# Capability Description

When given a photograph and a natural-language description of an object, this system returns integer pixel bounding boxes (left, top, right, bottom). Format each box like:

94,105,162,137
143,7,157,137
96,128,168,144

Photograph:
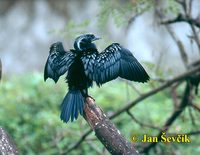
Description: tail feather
60,90,85,123
73,94,79,120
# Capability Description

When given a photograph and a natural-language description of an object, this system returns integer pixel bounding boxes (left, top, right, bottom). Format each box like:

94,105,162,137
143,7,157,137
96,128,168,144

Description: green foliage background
0,73,200,155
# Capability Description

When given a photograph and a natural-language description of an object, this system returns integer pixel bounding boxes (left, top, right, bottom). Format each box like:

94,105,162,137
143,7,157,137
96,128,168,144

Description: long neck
86,43,97,50
74,42,97,51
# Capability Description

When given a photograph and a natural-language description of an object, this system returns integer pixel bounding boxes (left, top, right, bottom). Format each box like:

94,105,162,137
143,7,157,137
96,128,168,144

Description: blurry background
0,0,200,155
1,0,199,74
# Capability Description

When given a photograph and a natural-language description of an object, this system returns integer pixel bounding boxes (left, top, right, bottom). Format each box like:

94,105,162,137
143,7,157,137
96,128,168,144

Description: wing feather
44,42,77,83
82,43,149,85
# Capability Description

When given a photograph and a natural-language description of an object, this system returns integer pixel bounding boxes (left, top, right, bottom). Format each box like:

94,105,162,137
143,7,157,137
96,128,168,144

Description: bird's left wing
44,42,77,83
83,43,149,85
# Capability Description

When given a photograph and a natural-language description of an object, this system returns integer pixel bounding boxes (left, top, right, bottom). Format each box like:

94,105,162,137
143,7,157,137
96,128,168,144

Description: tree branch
0,62,18,155
190,103,200,112
165,25,188,67
161,14,200,28
0,127,19,155
169,130,200,136
190,24,200,53
83,97,139,155
188,106,196,126
189,59,200,68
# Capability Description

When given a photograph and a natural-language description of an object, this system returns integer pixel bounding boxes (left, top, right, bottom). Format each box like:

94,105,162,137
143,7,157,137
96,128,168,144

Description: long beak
92,37,101,42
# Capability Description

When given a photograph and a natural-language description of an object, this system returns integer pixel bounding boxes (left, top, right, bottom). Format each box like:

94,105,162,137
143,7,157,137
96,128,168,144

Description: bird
44,34,150,123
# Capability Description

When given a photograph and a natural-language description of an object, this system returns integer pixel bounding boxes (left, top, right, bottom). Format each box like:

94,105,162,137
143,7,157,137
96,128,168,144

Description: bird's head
74,34,101,52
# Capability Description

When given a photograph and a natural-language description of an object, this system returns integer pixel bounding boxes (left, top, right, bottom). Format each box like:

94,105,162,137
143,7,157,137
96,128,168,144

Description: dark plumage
44,34,150,123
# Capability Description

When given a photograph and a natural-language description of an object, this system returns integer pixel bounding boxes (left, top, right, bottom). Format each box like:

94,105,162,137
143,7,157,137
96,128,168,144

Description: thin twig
126,12,144,33
190,103,200,112
169,130,200,136
190,25,200,53
182,0,200,54
188,0,193,16
189,59,200,68
171,85,179,109
188,106,196,126
127,110,161,130
150,77,168,83
165,25,188,67
86,141,103,155
61,129,92,154
126,80,142,95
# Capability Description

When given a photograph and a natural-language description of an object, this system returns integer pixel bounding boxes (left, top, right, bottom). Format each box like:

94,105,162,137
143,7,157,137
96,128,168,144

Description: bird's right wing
44,42,77,83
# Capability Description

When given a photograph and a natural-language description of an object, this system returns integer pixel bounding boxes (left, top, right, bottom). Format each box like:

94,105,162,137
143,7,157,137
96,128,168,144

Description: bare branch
127,110,161,131
188,106,196,126
165,25,188,67
171,85,179,109
83,98,139,155
86,141,103,155
161,14,200,29
170,130,200,136
178,0,187,13
0,127,19,155
178,0,200,53
62,129,92,154
190,25,200,53
188,0,193,16
150,77,168,83
126,12,144,33
189,59,200,68
120,79,142,95
190,103,200,112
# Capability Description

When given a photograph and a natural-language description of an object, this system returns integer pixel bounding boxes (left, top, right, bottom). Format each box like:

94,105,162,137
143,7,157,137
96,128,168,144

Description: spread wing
44,42,77,83
83,43,149,85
